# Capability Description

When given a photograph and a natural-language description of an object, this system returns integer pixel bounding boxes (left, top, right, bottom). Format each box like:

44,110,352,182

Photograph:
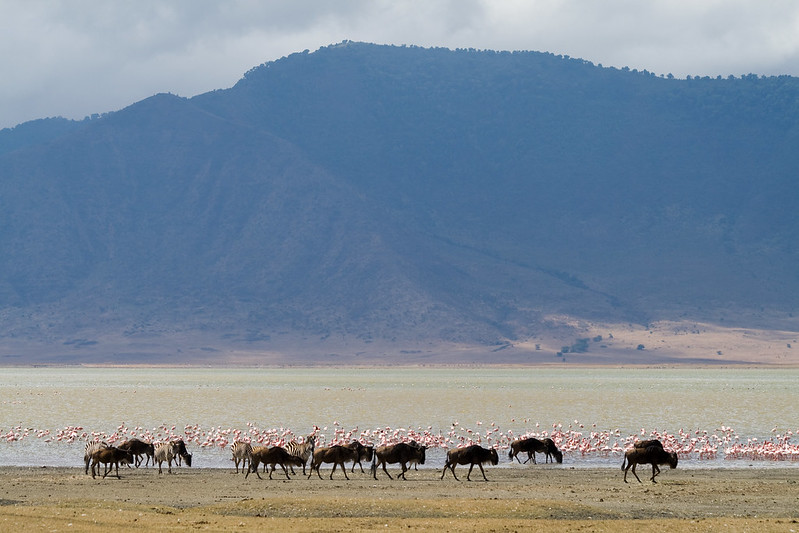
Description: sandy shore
2,464,798,531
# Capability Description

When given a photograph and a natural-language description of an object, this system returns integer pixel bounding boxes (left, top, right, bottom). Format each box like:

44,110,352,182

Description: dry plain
1,464,799,532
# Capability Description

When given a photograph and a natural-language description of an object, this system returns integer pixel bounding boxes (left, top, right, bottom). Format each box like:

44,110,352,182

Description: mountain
1,42,797,365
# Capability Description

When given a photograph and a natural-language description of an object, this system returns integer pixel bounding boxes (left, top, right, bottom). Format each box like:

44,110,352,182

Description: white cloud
2,0,799,129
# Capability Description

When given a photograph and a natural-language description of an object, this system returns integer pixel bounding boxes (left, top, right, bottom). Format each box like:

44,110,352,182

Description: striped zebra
285,435,316,476
84,440,109,475
153,440,191,474
230,440,253,473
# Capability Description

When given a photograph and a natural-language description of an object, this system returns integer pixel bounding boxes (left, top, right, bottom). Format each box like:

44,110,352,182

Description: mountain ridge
1,42,797,364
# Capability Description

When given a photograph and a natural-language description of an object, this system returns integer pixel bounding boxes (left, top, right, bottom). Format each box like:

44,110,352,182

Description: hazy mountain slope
1,42,797,363
0,117,87,157
194,43,799,321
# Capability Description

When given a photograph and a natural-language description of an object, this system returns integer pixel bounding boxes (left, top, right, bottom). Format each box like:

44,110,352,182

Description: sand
2,464,798,531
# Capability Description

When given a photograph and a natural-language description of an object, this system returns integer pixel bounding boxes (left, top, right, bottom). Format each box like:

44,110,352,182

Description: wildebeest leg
441,462,459,481
630,463,642,483
398,462,409,480
623,462,632,483
333,461,349,480
466,464,475,481
478,463,488,481
279,463,290,480
651,464,659,483
245,461,261,480
311,461,323,480
378,461,393,480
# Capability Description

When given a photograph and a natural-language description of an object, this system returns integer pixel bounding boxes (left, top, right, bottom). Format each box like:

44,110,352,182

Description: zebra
153,440,191,474
230,440,253,473
84,440,109,475
284,435,316,476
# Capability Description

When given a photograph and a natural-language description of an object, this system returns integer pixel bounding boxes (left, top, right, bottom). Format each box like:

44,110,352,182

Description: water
2,366,798,469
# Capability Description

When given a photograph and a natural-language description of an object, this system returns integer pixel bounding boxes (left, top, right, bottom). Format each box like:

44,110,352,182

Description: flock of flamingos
4,419,799,464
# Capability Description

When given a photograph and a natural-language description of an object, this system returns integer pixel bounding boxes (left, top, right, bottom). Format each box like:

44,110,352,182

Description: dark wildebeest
508,437,563,464
246,446,305,480
118,438,155,468
90,446,134,479
172,439,192,467
622,444,678,483
345,441,374,473
308,445,359,480
441,445,499,481
408,440,424,471
371,442,427,480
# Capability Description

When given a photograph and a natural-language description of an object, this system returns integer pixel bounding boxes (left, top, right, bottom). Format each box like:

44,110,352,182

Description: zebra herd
84,438,192,479
232,435,317,476
83,435,315,480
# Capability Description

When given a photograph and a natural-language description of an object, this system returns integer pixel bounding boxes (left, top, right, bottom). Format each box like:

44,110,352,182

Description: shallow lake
2,366,798,469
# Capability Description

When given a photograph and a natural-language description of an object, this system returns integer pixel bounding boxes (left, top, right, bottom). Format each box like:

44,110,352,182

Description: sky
2,0,799,129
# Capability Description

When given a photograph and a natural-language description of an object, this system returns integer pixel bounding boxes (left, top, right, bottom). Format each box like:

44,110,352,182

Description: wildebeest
230,440,253,473
117,438,155,468
90,446,134,479
508,437,563,464
246,446,305,480
441,445,499,481
634,439,663,449
308,445,359,480
84,441,109,475
622,444,678,483
172,439,192,467
344,441,374,473
153,440,192,474
408,440,424,471
371,442,427,480
285,435,316,476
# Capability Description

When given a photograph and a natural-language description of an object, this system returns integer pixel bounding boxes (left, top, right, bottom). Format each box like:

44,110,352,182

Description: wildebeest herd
83,434,678,483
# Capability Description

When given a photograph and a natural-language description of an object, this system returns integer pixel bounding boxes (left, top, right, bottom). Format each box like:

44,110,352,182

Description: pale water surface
2,367,798,469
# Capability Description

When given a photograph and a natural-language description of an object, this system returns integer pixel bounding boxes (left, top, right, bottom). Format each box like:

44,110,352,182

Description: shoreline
1,466,798,531
4,361,799,368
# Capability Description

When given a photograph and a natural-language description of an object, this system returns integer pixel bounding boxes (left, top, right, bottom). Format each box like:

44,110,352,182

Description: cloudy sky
2,0,799,129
